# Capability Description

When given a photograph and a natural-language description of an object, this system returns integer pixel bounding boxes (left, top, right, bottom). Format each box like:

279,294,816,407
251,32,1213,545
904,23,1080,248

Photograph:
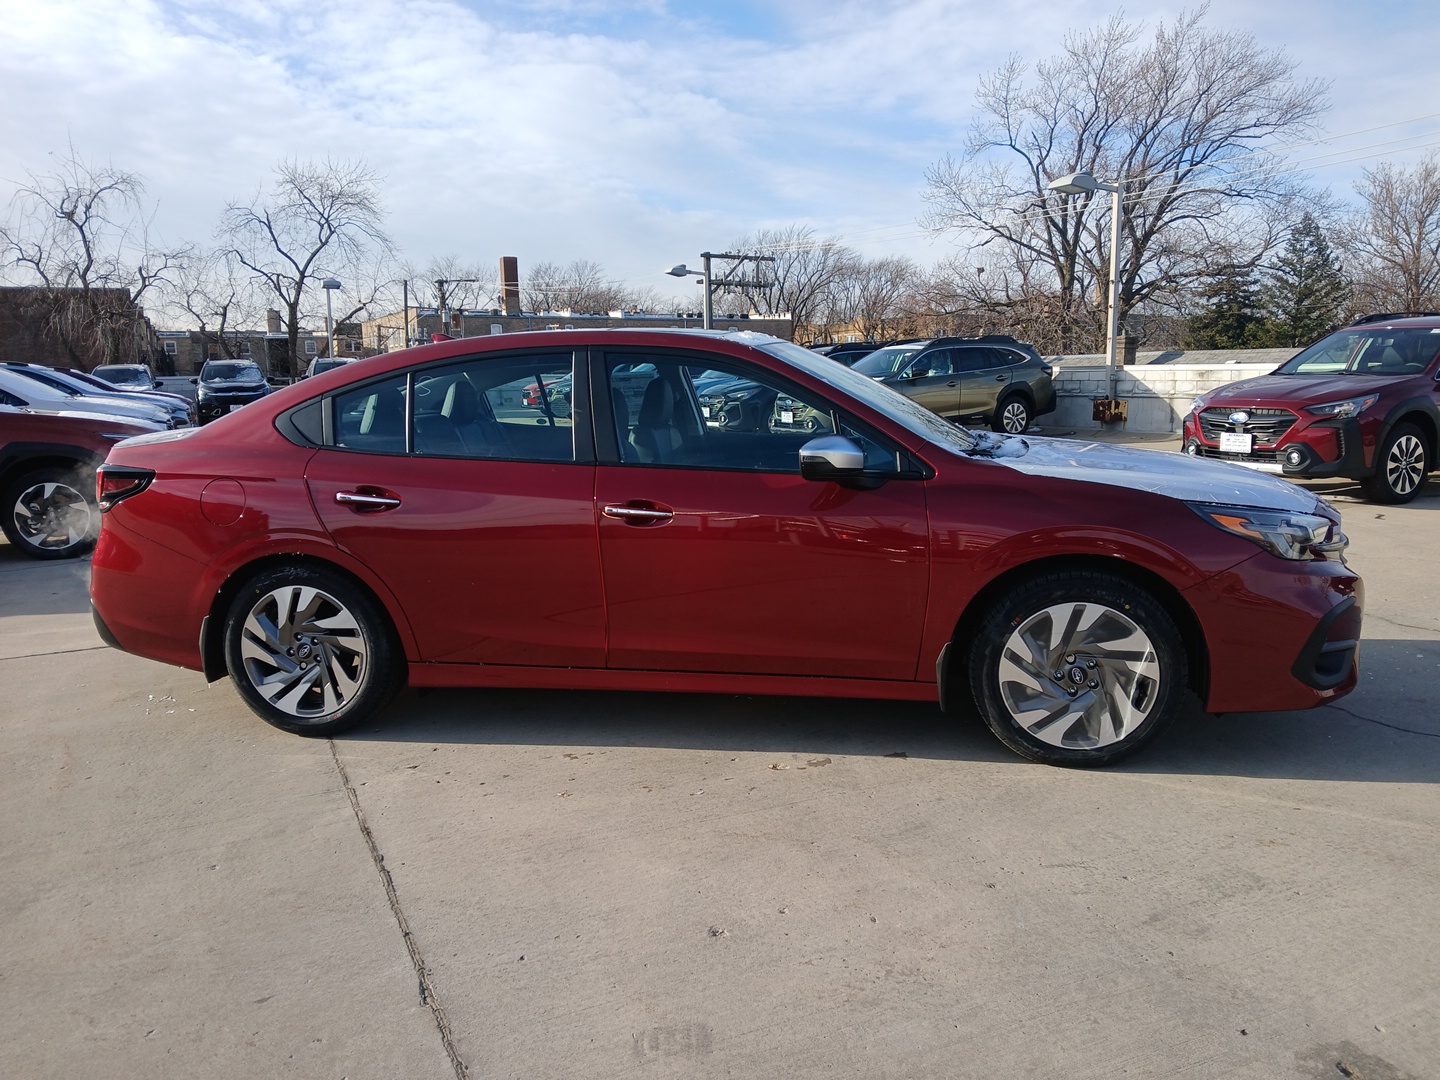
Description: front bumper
1187,553,1362,714
1183,412,1369,480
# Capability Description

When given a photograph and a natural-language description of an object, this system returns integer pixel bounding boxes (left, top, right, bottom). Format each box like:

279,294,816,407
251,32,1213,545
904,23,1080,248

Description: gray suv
850,336,1056,433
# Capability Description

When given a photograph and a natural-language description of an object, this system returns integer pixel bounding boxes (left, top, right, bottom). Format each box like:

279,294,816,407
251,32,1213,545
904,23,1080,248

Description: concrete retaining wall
1048,362,1277,434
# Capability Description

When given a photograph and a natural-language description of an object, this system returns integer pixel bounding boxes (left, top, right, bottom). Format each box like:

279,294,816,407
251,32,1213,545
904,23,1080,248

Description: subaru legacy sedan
90,330,1361,766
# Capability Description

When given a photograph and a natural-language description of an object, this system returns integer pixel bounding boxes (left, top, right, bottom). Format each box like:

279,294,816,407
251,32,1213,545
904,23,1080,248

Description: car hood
20,405,164,431
1202,372,1415,406
971,432,1323,513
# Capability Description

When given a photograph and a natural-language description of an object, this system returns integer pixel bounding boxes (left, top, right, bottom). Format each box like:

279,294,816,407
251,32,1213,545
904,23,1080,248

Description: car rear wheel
992,395,1032,434
1361,423,1429,504
223,564,404,736
1,467,100,560
968,571,1187,766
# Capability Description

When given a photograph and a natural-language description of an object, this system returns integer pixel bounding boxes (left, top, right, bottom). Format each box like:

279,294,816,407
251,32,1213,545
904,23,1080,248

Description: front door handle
602,502,674,525
336,489,402,512
947,380,958,387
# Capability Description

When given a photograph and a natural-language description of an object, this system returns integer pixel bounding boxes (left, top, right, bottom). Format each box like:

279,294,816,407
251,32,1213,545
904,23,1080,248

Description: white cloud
2,0,1438,319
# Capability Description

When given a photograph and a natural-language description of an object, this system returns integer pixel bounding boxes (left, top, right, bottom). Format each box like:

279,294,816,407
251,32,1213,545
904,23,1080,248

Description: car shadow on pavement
341,637,1438,784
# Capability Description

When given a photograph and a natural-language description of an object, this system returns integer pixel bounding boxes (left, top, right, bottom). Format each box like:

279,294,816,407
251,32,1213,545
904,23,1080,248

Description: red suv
90,330,1361,766
1183,314,1440,503
1,407,160,559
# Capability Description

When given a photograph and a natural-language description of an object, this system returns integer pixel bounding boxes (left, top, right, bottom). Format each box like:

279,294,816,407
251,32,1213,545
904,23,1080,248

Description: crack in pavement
0,645,110,661
1322,702,1440,739
329,741,470,1080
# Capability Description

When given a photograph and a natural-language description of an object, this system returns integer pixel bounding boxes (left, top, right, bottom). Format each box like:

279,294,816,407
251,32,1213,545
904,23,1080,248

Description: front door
594,351,930,681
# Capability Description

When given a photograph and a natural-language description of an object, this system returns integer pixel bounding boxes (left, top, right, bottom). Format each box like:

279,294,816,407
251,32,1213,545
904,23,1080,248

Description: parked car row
87,328,1361,768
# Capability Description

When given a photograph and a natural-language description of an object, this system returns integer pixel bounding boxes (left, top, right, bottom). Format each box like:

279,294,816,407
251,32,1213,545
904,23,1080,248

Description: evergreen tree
1257,213,1349,347
1184,264,1265,349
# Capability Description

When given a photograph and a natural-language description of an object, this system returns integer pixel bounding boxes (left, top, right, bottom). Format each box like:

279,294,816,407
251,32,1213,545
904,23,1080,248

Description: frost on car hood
970,432,1323,513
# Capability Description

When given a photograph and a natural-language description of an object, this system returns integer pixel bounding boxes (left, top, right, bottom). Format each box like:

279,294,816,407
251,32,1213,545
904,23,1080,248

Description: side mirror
800,435,867,484
190,378,199,385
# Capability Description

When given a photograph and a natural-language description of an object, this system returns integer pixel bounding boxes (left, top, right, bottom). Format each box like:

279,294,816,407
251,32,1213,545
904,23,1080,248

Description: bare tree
222,159,391,377
922,7,1326,350
155,248,270,365
722,225,854,333
522,259,631,313
1342,153,1440,313
0,148,185,367
827,256,921,342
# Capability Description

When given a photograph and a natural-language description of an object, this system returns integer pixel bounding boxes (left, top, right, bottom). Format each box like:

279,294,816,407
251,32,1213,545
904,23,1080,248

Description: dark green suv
850,336,1056,433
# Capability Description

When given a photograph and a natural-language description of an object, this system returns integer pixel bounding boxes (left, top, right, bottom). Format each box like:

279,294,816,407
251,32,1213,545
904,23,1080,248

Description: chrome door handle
336,491,401,510
602,504,673,523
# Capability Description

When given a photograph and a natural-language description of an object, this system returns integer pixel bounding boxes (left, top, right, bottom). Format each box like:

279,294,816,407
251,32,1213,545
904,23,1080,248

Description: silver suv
851,336,1056,433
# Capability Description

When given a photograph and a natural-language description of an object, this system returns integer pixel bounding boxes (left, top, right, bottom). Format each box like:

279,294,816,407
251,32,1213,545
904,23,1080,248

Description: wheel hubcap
238,585,367,718
1386,435,1425,495
11,481,93,551
1002,403,1028,433
997,602,1161,749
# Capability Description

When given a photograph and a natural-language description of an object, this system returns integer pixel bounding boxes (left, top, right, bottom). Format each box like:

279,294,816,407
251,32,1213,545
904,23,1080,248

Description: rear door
305,349,607,668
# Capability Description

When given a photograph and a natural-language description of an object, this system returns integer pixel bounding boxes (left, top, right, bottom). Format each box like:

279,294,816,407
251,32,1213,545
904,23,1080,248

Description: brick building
0,286,159,370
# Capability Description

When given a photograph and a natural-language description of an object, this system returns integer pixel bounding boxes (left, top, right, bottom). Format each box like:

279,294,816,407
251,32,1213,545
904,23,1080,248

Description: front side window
605,354,902,473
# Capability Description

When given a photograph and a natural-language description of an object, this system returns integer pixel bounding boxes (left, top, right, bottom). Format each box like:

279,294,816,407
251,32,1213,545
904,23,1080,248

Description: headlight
1188,396,1207,416
1188,502,1347,561
1304,394,1378,419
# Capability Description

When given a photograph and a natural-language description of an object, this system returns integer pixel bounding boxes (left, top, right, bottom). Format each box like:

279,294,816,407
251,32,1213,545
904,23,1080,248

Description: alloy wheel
237,585,369,718
10,479,95,555
995,601,1162,750
1385,433,1426,497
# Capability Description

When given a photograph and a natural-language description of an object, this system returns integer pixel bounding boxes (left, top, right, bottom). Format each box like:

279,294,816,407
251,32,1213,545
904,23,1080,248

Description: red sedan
90,330,1361,766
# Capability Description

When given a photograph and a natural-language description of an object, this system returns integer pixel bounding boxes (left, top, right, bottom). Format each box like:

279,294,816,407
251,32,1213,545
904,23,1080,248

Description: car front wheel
0,467,100,560
223,564,404,736
969,571,1187,766
1361,423,1429,504
992,395,1032,434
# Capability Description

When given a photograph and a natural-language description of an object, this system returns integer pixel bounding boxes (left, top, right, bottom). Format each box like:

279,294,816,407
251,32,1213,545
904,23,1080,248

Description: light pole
322,278,341,362
1047,171,1123,404
435,278,479,338
667,252,776,330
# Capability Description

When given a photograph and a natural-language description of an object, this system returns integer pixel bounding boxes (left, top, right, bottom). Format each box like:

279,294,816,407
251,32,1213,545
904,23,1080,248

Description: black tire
991,395,1033,434
968,570,1187,767
223,563,404,736
1361,423,1429,504
0,466,100,560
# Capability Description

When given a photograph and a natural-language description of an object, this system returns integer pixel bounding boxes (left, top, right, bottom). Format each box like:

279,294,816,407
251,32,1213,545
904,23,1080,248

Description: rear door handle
602,502,674,525
994,374,1009,382
336,489,402,512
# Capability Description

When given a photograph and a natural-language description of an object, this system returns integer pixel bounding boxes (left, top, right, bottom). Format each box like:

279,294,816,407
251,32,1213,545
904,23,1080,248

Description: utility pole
435,278,479,339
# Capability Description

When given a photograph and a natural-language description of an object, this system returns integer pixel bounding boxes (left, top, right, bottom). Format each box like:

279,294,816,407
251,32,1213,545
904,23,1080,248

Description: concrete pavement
1,462,1436,1080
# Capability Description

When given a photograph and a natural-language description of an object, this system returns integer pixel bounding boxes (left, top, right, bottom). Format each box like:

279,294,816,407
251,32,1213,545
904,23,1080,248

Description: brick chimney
500,257,521,316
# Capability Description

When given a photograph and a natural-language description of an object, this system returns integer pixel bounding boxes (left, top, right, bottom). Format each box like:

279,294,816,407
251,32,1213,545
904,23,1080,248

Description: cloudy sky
4,0,1439,318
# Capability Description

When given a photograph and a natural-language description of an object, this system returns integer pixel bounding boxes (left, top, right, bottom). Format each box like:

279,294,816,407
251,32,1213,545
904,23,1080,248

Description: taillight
97,465,154,511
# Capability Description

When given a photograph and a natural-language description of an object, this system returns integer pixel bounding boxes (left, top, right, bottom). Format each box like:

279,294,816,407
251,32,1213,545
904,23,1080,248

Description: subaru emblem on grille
1229,410,1250,425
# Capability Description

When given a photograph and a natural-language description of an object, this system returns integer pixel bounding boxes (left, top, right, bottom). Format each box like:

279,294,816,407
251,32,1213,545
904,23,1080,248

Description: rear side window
334,374,408,454
326,352,577,463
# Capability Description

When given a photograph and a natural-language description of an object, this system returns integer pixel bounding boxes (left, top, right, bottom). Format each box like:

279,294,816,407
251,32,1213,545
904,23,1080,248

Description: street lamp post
435,278,479,339
666,253,776,330
322,278,342,363
1047,171,1123,405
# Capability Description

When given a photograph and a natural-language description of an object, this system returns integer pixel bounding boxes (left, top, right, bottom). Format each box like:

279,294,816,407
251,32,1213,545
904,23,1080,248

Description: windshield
1275,327,1440,376
851,346,923,377
758,339,977,453
203,361,263,381
95,366,148,385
